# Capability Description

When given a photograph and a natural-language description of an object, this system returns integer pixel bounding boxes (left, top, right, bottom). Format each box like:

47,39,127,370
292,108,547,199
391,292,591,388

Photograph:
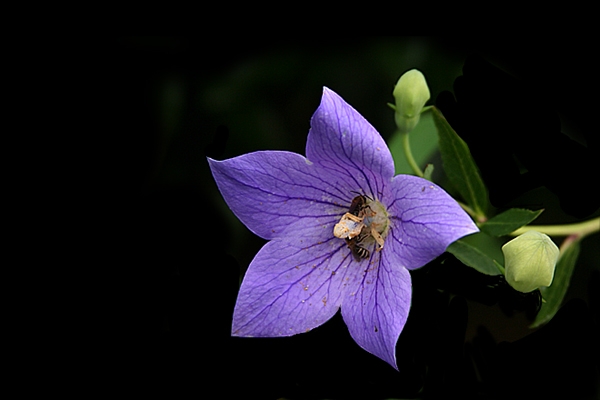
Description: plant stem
401,132,424,178
510,217,599,239
455,200,488,224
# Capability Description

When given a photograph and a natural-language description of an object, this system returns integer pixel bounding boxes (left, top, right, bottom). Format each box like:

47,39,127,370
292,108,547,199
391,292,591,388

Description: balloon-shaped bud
502,231,559,293
393,69,430,134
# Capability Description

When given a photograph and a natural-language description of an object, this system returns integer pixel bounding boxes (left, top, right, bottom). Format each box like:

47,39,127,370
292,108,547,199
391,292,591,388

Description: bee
348,194,368,216
333,194,373,240
349,193,377,217
334,193,383,260
346,236,370,261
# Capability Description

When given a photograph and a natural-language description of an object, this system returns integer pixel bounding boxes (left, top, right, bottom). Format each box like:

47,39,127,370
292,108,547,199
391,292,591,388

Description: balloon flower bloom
208,87,478,369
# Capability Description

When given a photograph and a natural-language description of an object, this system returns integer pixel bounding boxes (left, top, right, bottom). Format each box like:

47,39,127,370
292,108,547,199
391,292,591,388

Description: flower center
333,195,389,261
362,199,389,240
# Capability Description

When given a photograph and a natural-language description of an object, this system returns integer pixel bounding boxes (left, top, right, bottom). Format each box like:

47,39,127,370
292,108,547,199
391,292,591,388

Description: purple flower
208,87,478,369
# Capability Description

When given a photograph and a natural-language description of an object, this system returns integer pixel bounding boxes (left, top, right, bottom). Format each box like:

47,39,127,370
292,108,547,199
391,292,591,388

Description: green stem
510,217,599,239
400,132,424,178
456,200,478,219
454,200,489,224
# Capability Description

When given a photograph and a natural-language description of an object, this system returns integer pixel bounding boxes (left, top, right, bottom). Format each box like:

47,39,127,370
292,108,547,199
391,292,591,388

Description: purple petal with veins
208,151,347,241
386,174,479,270
232,237,361,337
341,248,412,368
306,88,395,199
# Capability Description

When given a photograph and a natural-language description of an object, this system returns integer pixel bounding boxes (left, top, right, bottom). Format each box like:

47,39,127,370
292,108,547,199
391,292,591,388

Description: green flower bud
502,231,559,293
393,69,430,134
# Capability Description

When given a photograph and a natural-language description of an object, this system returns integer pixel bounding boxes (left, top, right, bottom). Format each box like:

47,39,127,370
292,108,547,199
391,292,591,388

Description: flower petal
386,175,479,270
208,151,357,240
232,237,363,337
341,250,411,370
306,87,395,200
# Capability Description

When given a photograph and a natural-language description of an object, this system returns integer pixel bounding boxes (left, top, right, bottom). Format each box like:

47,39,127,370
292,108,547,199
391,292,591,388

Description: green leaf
531,239,581,328
480,208,544,237
432,107,489,220
447,236,504,276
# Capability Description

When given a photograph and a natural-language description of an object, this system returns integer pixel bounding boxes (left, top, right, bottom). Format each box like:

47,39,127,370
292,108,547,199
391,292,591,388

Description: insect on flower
348,193,369,215
333,194,385,253
333,194,371,240
346,235,370,261
335,194,377,261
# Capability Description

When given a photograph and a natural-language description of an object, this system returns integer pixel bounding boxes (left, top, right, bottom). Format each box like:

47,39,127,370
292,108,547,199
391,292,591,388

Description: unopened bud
393,69,430,134
502,231,559,293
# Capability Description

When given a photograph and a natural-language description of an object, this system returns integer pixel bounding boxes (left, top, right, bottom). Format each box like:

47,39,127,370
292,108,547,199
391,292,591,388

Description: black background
82,37,599,399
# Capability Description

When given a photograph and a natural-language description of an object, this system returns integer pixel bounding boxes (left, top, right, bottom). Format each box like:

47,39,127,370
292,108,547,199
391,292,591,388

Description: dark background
88,37,598,399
